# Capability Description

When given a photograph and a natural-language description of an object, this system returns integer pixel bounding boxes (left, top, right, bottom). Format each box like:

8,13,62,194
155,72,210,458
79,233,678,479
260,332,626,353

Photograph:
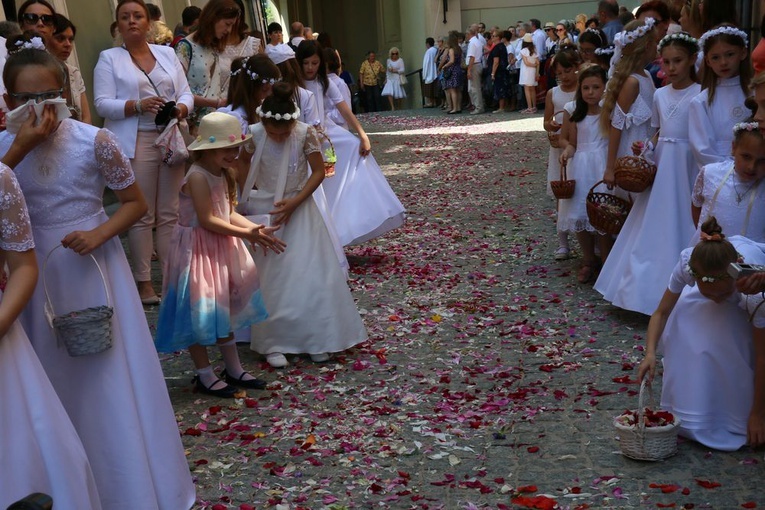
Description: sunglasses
21,12,55,26
391,52,399,55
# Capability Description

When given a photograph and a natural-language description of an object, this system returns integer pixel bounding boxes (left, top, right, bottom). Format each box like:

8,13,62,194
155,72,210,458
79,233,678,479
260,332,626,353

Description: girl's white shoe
310,353,330,363
266,353,288,368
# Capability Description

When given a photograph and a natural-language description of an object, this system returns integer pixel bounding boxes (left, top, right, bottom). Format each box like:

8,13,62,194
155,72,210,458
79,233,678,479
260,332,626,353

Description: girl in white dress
689,25,751,169
0,40,195,510
324,47,352,130
518,34,539,113
0,165,100,509
297,40,406,246
557,65,609,283
381,46,406,110
543,49,580,260
691,123,765,242
638,218,765,451
595,33,702,314
239,83,368,368
596,18,657,267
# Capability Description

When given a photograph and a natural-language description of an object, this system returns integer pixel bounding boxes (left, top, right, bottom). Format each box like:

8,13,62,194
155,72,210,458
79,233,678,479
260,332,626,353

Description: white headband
733,122,759,136
657,32,699,53
14,36,45,52
231,57,280,84
256,104,301,121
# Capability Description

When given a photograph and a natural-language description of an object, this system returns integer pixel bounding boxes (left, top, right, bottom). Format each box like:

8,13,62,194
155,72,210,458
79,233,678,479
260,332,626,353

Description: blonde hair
388,46,400,58
600,19,656,134
752,71,765,89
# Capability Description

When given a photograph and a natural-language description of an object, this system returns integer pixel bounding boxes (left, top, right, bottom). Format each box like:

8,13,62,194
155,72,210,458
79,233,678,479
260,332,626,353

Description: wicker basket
319,131,337,178
614,380,680,461
550,162,575,199
614,155,657,193
43,245,114,357
586,181,632,235
546,110,565,148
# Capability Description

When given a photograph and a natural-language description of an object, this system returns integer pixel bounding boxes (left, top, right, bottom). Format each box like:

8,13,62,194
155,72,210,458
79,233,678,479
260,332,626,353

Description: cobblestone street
146,109,765,509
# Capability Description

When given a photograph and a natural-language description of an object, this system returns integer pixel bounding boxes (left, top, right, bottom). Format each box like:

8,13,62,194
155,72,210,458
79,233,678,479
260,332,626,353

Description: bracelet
134,99,142,115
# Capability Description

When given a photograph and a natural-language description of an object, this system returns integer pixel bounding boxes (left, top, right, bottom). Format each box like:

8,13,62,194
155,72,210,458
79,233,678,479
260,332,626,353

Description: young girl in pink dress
156,112,284,397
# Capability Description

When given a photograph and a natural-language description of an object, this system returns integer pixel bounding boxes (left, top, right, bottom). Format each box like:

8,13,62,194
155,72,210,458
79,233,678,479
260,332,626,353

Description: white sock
195,365,226,390
218,339,255,381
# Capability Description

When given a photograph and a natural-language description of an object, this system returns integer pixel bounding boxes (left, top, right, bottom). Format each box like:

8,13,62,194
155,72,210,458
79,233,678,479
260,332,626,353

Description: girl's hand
603,166,616,188
271,197,300,226
249,224,286,254
549,119,561,132
637,353,656,383
748,409,765,446
61,229,106,255
359,134,371,157
14,104,58,154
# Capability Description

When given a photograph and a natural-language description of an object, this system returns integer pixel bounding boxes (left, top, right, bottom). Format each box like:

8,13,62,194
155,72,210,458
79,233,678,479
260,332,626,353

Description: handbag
442,67,453,79
153,118,190,166
400,73,408,85
238,123,294,237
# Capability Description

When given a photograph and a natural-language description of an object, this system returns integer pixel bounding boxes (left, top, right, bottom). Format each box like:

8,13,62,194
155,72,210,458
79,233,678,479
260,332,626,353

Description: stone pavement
142,108,764,509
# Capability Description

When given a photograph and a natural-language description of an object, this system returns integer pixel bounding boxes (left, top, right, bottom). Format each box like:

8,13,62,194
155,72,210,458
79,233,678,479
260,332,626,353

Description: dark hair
323,47,341,74
115,0,150,21
227,54,281,124
570,64,607,122
275,58,304,105
3,33,66,93
587,17,599,28
635,1,671,23
689,217,738,276
521,40,536,55
194,0,240,50
267,22,282,34
260,82,298,125
700,24,750,104
530,18,541,30
578,28,606,48
552,47,582,71
701,2,738,32
53,13,75,37
295,40,328,94
230,0,248,41
659,32,699,83
317,32,333,49
17,0,55,23
182,5,201,27
598,0,619,17
0,21,22,40
146,3,161,20
501,30,512,41
426,37,435,47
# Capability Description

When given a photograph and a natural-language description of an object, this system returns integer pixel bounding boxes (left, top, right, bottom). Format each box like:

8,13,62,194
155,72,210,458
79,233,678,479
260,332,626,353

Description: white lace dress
689,76,750,168
692,161,765,243
659,236,765,451
0,120,195,510
305,78,406,245
242,122,368,356
0,165,101,510
546,86,576,196
594,83,701,314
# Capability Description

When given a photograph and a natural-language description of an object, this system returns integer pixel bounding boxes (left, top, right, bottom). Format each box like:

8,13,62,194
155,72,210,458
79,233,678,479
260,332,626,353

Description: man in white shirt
421,37,438,107
466,24,485,115
530,19,547,62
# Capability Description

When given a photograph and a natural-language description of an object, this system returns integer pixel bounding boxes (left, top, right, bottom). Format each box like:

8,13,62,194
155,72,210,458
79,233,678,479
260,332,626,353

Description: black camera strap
123,45,163,97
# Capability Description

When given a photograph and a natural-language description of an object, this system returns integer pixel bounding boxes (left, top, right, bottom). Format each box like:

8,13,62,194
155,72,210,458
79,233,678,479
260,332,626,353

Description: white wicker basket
43,245,114,357
613,380,680,461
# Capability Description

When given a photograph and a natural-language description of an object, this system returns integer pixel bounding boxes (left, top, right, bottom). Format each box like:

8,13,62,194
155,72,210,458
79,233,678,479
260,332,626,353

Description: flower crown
230,56,280,84
594,46,615,56
733,122,759,135
614,17,655,50
685,263,730,283
13,37,45,52
583,27,605,45
255,104,301,121
657,32,699,53
698,25,748,50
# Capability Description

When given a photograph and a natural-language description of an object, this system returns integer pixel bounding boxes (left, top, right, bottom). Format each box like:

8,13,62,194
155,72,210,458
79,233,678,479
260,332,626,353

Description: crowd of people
0,0,405,507
2,0,765,507
539,0,765,454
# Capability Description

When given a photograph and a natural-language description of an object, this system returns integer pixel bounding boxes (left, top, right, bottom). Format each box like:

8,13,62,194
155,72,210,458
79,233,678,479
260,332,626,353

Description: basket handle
552,109,566,126
42,245,112,327
636,379,656,435
588,180,608,194
560,162,568,181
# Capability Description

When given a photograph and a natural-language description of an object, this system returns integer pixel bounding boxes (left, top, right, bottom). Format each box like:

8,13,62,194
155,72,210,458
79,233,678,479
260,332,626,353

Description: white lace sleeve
667,248,695,293
95,129,136,190
0,164,34,252
692,167,706,208
304,126,322,156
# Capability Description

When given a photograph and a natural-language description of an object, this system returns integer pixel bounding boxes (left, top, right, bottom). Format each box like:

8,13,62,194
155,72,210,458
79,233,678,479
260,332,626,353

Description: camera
6,493,52,510
155,101,177,128
727,262,765,279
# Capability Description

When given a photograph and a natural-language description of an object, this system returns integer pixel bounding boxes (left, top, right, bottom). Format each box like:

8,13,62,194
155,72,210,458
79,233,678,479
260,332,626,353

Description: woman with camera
94,0,193,304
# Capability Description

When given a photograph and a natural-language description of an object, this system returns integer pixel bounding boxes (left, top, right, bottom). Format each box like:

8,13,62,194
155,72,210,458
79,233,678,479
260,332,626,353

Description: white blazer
94,44,193,158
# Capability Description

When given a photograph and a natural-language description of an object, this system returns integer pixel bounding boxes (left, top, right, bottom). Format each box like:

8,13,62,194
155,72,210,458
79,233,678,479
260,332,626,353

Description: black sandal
220,369,267,390
192,375,238,398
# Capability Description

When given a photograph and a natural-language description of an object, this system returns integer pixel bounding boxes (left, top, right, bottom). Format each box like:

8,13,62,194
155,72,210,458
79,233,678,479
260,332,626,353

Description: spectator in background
422,37,438,107
544,22,558,56
466,24,485,114
288,21,304,50
440,30,465,114
17,0,56,45
303,26,314,40
172,5,201,46
382,46,406,111
587,17,600,29
619,8,635,26
147,3,173,45
359,50,384,112
556,21,574,46
598,0,623,43
49,14,92,124
699,0,738,32
530,18,547,63
267,21,283,47
0,20,21,39
575,13,588,36
489,30,511,113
